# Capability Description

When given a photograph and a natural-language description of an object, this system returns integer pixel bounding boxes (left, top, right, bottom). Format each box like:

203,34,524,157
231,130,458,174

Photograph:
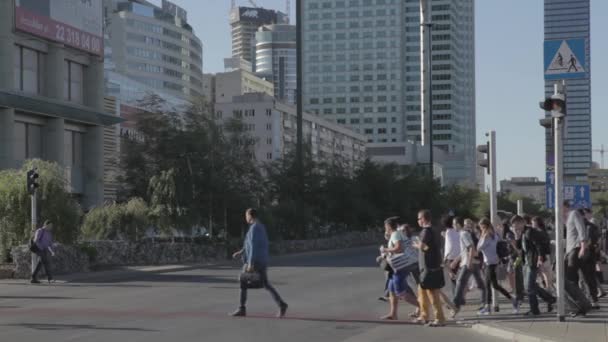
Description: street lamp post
420,0,434,178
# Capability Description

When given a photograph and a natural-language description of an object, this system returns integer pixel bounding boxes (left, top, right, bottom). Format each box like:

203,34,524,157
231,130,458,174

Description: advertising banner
15,0,103,56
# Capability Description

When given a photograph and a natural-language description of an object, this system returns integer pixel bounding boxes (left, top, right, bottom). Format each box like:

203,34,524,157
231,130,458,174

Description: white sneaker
512,299,520,314
477,307,490,316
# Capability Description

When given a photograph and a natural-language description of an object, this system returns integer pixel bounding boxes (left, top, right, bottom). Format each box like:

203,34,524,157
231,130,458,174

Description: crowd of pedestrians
27,205,605,325
374,204,606,326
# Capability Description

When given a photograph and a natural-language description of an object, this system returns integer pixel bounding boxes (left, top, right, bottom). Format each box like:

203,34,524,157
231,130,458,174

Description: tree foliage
81,198,150,241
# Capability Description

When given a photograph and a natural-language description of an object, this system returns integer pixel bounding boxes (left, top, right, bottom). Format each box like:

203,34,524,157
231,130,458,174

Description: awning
0,90,123,126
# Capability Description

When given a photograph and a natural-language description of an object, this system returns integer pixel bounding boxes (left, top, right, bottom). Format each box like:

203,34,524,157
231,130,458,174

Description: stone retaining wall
10,230,381,279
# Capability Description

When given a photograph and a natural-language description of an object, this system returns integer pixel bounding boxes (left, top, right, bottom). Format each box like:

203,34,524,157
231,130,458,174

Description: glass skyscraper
301,0,476,185
544,0,591,180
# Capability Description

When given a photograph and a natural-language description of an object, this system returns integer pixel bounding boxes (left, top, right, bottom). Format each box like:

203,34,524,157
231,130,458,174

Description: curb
472,323,562,342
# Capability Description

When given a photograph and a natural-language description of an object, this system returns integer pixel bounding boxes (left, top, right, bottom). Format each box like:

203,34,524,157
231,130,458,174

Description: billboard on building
231,7,287,25
14,0,103,56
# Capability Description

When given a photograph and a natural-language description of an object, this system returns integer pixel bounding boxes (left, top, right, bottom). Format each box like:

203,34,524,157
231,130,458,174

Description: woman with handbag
477,218,517,315
380,217,419,320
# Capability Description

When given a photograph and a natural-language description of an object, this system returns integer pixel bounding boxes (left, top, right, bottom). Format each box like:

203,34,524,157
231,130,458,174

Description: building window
14,122,43,163
64,130,83,167
14,45,44,94
64,60,84,104
267,153,272,160
266,109,272,116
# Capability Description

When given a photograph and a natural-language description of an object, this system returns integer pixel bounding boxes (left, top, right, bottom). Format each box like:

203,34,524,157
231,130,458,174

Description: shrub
81,198,150,241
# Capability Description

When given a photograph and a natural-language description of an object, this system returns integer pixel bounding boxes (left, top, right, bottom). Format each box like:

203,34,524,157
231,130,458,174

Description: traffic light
477,140,491,175
26,169,39,195
539,93,566,118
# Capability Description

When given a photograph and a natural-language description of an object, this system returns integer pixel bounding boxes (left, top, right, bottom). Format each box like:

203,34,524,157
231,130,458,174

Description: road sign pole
517,200,524,216
553,82,566,322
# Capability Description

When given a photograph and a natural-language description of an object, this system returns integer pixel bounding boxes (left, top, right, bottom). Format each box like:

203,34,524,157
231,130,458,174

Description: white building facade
301,0,476,185
215,93,366,169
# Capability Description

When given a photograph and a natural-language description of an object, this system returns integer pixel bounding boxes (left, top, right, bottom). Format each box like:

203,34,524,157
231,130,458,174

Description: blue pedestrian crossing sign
544,39,586,80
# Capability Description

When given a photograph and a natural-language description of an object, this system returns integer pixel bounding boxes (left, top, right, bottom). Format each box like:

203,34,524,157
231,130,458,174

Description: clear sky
152,0,607,183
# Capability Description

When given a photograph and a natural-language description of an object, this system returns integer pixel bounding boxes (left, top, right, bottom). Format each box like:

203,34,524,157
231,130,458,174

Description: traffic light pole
488,130,498,312
489,131,497,228
31,191,37,231
553,82,566,322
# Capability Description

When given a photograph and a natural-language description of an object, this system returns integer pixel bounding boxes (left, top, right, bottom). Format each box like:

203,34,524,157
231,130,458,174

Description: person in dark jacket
230,208,288,318
511,216,556,315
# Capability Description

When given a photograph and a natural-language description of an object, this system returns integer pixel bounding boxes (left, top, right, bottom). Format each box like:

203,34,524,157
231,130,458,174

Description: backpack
536,229,552,257
469,231,483,260
587,222,601,245
496,239,510,259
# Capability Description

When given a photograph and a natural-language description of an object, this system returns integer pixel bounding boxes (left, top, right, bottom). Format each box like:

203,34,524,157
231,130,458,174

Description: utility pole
296,0,303,175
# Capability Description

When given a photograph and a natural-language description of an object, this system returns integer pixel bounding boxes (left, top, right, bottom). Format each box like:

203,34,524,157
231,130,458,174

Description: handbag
239,271,264,289
29,229,44,254
29,238,40,254
420,267,445,290
387,253,409,272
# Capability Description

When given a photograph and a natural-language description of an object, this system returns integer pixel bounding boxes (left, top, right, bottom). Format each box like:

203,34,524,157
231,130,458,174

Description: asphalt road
0,247,493,342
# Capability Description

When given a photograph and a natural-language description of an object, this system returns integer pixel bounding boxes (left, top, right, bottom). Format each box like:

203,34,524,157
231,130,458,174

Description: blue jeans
524,265,556,313
453,263,486,308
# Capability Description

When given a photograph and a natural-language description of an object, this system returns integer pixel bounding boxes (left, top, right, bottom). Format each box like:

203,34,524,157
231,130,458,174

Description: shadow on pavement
270,247,379,268
3,323,159,332
0,295,86,300
73,271,240,286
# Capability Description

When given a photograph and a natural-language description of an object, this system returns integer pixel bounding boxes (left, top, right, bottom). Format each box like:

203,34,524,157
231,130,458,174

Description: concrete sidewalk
457,286,608,342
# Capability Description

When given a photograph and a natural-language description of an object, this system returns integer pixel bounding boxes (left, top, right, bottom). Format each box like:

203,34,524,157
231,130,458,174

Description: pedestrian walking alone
230,208,288,318
30,220,55,284
414,209,446,327
477,218,517,315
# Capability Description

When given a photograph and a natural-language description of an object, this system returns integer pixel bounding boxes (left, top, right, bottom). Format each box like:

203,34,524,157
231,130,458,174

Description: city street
0,247,490,342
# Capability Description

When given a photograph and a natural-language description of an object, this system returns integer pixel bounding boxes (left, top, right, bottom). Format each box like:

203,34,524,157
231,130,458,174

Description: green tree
81,198,150,240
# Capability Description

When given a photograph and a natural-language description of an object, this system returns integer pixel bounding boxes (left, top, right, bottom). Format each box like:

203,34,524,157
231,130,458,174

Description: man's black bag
239,271,264,289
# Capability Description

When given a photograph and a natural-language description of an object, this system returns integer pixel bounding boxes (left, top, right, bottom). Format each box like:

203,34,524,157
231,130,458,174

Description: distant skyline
153,0,608,183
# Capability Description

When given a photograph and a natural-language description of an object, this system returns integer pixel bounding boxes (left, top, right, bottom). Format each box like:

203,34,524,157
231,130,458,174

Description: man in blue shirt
230,208,288,318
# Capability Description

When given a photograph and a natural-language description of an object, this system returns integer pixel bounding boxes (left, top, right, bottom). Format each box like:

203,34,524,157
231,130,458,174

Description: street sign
546,171,590,209
564,184,591,209
546,171,555,209
544,39,586,80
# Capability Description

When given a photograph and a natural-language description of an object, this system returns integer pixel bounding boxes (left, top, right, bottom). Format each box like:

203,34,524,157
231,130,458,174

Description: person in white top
379,217,419,320
443,216,461,294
